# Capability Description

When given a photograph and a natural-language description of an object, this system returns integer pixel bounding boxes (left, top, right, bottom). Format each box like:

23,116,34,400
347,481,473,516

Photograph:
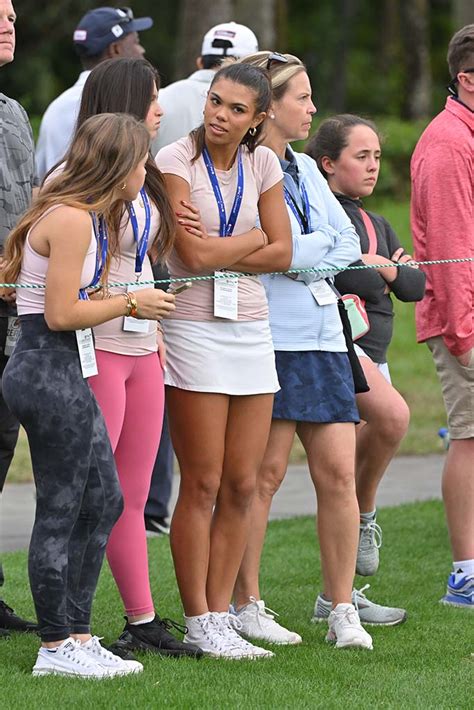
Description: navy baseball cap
73,6,153,57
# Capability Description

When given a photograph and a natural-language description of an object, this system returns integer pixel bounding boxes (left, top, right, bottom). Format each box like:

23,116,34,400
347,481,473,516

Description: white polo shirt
151,69,215,154
35,70,91,182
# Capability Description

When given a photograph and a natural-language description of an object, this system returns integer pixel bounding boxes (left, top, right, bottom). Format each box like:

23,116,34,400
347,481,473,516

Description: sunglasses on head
266,52,289,72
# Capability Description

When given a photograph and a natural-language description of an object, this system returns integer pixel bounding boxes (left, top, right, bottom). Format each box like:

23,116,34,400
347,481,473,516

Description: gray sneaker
356,519,382,576
312,585,407,626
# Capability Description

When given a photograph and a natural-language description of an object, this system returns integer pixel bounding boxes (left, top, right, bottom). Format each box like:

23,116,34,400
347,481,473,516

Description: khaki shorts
427,336,474,440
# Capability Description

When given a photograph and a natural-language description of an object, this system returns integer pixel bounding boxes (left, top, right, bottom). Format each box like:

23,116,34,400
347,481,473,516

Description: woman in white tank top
1,114,175,678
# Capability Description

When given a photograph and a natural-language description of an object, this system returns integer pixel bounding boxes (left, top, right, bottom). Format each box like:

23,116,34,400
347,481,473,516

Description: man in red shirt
411,24,474,609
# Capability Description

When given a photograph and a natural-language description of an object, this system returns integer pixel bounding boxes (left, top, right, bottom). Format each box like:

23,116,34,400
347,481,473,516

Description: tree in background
400,0,432,119
453,0,474,28
174,0,232,78
1,0,469,121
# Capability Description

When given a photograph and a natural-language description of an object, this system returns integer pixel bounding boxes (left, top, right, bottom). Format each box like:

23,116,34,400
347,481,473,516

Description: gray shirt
0,93,35,315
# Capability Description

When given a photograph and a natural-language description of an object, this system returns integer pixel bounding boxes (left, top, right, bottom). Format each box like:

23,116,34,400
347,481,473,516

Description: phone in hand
169,281,193,295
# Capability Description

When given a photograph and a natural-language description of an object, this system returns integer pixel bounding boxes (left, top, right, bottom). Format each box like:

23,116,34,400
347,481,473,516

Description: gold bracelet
127,291,139,318
119,292,132,316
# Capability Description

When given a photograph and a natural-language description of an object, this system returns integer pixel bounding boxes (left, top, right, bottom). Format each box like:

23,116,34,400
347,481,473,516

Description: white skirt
163,319,280,395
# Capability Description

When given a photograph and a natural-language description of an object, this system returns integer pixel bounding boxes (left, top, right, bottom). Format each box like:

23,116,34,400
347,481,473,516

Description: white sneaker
234,597,302,645
326,603,373,650
184,612,247,659
32,638,110,678
81,636,143,676
216,612,274,658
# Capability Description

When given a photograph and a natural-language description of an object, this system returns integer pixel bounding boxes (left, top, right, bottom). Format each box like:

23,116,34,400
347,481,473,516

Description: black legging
2,314,123,642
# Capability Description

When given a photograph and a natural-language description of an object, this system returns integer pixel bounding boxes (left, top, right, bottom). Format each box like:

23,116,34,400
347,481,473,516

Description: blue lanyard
284,182,312,234
128,188,152,279
79,213,108,300
202,145,244,237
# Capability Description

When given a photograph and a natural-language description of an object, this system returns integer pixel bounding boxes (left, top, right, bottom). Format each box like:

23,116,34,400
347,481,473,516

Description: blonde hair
239,51,306,101
4,113,150,283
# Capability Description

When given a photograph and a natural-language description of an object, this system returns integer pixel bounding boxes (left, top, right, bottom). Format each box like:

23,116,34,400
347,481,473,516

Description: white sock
129,613,155,626
453,559,474,577
360,510,376,524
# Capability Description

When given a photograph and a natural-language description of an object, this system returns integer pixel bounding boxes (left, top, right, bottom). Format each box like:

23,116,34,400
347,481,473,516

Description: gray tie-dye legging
2,314,123,642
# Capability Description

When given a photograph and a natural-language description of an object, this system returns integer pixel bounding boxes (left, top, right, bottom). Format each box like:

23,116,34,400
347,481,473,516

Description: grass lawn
0,500,471,708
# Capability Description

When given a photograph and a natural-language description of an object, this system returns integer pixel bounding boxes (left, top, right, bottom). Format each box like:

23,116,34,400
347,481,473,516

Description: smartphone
169,281,193,295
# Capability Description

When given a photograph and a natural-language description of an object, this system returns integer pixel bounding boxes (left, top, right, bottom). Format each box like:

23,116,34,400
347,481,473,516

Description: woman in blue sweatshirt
230,52,373,651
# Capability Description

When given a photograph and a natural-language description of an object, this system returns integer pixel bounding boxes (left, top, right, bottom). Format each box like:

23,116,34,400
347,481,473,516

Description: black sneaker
144,516,170,536
110,615,203,659
0,600,37,633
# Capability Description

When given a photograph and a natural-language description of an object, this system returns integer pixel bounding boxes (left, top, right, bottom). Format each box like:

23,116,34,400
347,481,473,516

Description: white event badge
214,271,238,320
123,282,149,333
76,328,98,378
308,280,338,306
4,316,21,356
202,146,243,322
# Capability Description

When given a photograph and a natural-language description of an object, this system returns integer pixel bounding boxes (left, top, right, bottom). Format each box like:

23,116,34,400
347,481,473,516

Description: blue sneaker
440,573,474,608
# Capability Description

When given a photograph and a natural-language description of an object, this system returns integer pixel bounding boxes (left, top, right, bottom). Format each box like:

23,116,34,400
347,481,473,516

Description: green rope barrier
0,257,472,290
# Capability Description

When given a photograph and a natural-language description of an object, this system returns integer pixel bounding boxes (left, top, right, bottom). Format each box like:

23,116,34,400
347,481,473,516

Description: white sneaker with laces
326,603,373,650
184,612,247,659
81,636,143,676
216,612,274,658
32,638,110,678
234,597,302,645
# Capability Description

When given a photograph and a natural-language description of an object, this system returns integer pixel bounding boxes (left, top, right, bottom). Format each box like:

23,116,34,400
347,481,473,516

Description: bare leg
297,422,358,606
206,394,274,612
355,358,410,513
442,439,474,560
233,420,297,609
167,388,228,617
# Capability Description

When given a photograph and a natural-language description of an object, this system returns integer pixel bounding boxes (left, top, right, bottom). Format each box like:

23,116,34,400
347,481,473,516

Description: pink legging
89,350,164,616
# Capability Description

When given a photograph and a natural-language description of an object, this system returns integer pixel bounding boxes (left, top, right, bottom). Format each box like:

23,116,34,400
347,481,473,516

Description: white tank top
17,204,97,315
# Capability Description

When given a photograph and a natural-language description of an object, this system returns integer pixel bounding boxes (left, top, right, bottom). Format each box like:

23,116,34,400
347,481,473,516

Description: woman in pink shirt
156,62,292,658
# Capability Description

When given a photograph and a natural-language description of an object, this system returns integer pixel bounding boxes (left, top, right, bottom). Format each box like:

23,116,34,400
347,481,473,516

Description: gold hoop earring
249,127,257,136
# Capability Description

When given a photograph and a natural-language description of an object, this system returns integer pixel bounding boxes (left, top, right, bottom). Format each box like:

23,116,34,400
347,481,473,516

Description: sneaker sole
241,632,302,645
439,598,474,609
32,668,108,678
144,522,170,536
188,643,274,660
355,565,379,577
103,667,144,676
326,636,373,650
312,613,407,627
110,640,203,659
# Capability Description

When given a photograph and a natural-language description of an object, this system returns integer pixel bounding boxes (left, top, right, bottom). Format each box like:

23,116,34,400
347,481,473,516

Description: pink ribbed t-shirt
156,136,283,321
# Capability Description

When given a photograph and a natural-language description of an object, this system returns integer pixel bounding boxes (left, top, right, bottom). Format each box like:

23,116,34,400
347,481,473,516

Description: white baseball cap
201,22,259,58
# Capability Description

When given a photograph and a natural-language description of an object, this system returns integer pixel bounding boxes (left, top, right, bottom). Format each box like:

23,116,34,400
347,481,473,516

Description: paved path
0,455,444,553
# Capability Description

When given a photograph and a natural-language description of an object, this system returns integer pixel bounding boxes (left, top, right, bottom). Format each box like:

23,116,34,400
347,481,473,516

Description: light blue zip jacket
261,149,361,351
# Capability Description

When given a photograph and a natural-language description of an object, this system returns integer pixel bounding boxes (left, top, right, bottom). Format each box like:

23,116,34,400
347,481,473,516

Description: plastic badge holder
341,294,370,340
